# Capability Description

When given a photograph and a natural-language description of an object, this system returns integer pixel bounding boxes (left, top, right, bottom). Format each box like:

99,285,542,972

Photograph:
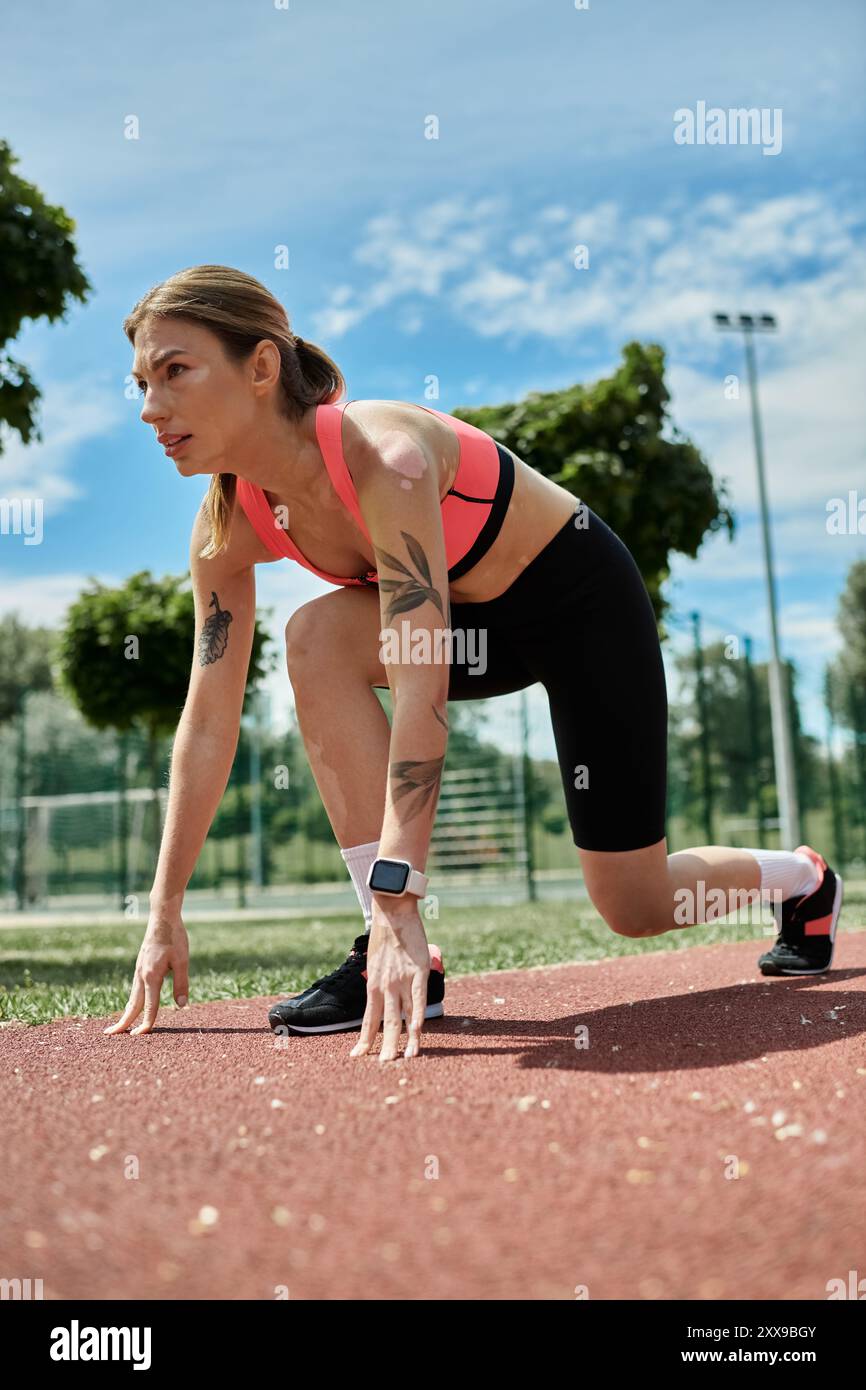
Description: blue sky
1,0,864,767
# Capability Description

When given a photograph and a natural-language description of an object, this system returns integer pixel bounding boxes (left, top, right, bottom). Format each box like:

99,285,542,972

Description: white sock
743,848,821,901
339,839,379,932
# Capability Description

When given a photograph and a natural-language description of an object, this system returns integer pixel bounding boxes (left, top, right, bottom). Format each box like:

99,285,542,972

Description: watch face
370,859,410,893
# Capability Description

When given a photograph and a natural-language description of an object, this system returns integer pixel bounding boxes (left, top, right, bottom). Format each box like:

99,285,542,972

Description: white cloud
510,233,546,258
312,194,512,344
670,509,866,586
452,265,531,308
538,206,571,225
315,189,866,416
778,601,845,660
0,373,125,505
0,571,106,628
666,354,866,512
569,200,620,245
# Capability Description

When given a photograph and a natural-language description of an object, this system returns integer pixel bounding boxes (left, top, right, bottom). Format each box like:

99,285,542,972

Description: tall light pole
713,312,800,848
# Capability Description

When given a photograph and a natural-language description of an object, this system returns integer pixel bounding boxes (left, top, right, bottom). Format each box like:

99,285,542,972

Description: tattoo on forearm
385,696,448,835
198,590,233,665
389,752,445,823
376,531,446,623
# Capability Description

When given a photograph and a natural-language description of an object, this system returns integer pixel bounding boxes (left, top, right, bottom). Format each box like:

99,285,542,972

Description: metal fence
2,616,864,912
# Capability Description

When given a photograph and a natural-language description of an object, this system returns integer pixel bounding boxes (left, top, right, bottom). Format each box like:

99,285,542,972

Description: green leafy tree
0,139,90,904
0,616,58,905
827,560,866,855
668,639,821,842
54,570,276,858
0,139,92,452
0,613,57,722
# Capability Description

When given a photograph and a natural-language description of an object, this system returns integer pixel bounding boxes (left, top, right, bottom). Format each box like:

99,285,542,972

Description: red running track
2,934,865,1300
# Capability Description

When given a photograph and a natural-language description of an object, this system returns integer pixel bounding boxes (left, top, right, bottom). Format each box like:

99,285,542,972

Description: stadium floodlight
712,310,800,848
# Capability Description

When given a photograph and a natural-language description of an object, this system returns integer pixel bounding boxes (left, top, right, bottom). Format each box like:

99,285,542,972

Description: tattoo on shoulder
198,590,233,665
376,530,446,622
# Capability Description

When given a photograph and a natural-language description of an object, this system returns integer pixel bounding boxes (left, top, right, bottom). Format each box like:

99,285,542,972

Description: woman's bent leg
579,839,766,938
285,589,392,847
471,508,776,938
286,587,541,847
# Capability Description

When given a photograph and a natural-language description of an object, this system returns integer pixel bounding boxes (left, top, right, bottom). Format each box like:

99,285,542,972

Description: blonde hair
123,264,346,557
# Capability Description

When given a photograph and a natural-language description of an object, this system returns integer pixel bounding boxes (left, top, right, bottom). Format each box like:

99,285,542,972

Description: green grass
2,890,864,1027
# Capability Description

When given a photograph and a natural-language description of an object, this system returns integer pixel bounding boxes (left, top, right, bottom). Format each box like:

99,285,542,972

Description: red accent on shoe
793,846,834,935
792,844,827,905
804,914,833,936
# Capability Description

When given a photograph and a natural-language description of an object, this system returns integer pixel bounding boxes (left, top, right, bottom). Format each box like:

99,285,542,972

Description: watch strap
406,867,428,898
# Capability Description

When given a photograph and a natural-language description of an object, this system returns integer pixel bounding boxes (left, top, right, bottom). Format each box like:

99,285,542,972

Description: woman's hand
350,900,429,1062
103,912,190,1036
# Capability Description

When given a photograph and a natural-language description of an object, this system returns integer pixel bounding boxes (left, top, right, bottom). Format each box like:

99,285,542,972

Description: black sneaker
268,932,446,1034
758,844,844,976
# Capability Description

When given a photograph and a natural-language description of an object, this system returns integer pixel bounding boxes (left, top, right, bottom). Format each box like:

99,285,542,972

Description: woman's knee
579,841,670,938
593,896,662,939
610,912,664,939
285,590,385,688
284,601,322,677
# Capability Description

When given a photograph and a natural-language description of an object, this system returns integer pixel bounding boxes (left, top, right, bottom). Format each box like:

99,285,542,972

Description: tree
667,638,821,841
453,341,735,627
827,560,866,855
54,570,276,862
0,139,92,452
0,615,58,905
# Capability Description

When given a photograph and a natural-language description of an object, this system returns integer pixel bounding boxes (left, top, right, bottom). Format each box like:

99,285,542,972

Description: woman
105,264,844,1062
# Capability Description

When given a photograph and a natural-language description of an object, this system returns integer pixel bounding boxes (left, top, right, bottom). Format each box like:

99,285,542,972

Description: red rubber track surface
2,935,865,1300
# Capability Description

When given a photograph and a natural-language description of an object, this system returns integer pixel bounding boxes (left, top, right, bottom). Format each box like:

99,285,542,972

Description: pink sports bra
234,400,515,587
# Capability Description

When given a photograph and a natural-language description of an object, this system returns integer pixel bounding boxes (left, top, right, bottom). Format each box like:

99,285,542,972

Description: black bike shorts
444,506,668,852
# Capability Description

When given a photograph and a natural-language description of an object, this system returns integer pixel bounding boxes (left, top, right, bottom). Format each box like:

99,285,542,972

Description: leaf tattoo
432,701,449,731
198,590,233,666
389,754,445,823
377,530,445,622
403,532,431,585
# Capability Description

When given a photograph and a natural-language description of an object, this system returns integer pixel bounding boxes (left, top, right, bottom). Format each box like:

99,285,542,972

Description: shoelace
315,946,367,988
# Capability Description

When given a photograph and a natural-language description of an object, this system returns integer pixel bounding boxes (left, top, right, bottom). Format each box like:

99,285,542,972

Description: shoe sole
270,1000,445,1036
759,872,843,976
